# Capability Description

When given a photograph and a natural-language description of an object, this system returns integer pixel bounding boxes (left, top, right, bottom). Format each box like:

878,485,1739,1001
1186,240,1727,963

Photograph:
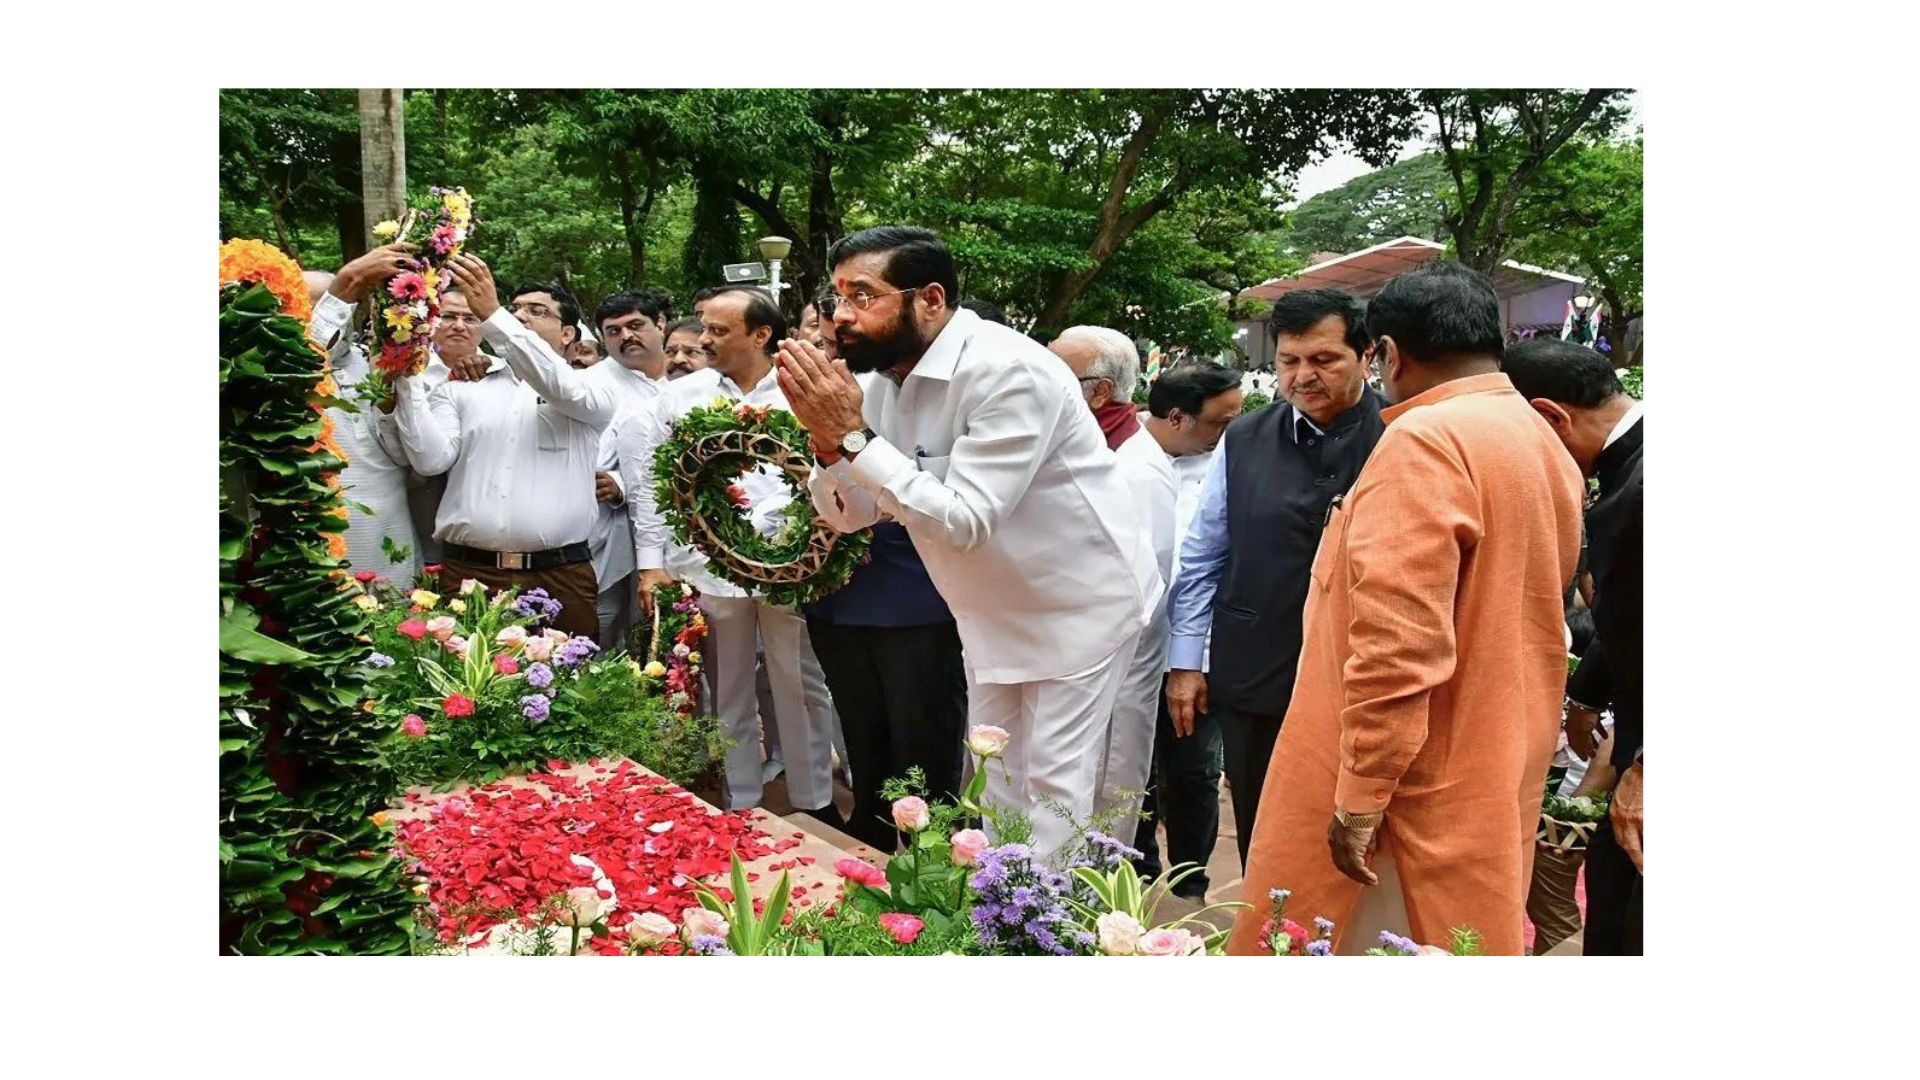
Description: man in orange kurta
1227,262,1584,956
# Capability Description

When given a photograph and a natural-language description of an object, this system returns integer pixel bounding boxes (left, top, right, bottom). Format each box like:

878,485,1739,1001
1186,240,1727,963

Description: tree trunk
357,89,407,249
614,148,646,287
800,144,843,311
331,126,366,261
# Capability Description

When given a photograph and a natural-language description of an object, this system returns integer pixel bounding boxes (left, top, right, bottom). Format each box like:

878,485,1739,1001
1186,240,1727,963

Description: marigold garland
219,238,313,325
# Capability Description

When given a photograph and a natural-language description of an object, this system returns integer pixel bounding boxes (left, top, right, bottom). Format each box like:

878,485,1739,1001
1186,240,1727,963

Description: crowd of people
305,223,1643,956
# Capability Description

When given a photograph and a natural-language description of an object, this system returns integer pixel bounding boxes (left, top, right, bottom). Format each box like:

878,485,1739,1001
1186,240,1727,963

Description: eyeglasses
509,301,560,320
818,286,919,319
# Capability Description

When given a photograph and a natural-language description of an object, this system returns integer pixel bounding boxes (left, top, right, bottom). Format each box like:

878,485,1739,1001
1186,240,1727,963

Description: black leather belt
442,541,591,572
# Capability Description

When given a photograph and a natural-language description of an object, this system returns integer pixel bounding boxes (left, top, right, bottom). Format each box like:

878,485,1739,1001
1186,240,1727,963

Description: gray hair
1056,325,1140,400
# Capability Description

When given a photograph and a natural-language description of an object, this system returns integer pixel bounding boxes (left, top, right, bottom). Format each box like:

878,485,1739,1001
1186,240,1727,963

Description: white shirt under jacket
379,308,618,552
807,308,1159,685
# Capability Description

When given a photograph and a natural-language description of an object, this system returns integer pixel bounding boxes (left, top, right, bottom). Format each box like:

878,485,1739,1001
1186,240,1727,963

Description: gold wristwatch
1335,809,1384,830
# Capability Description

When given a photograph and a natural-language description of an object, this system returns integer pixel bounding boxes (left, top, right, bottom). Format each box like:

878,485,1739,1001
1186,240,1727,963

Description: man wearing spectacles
582,290,678,653
376,259,618,639
780,226,1161,861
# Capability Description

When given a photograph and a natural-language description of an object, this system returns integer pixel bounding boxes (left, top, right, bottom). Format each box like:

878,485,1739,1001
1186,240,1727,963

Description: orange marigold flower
327,532,348,560
218,238,312,323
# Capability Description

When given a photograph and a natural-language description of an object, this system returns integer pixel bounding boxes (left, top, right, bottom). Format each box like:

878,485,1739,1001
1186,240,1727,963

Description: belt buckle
498,551,528,571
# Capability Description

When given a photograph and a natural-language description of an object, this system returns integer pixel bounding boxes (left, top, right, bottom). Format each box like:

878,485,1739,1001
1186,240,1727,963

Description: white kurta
619,363,836,812
309,294,419,584
807,309,1161,857
1095,425,1177,829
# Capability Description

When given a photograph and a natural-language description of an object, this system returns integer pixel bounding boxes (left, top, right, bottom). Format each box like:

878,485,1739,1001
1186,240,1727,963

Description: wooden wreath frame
1535,815,1599,855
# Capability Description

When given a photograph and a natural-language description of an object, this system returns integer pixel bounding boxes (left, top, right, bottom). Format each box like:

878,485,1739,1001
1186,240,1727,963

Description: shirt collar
719,364,780,399
906,308,979,383
1379,371,1514,426
1604,400,1644,450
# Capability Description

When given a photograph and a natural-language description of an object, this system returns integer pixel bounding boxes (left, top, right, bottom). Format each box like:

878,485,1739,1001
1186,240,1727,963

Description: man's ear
1529,397,1573,432
562,325,579,349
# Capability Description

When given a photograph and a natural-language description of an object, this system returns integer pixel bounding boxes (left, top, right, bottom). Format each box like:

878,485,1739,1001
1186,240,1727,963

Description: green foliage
219,280,413,955
1511,136,1644,320
1619,365,1644,400
692,853,793,956
1242,391,1273,414
1278,151,1453,260
779,904,984,956
1542,792,1612,824
218,90,360,265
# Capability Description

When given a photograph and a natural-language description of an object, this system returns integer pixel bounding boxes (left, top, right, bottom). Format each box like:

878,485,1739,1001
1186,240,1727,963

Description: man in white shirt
585,291,674,653
379,259,616,639
780,226,1159,859
1132,361,1242,897
619,287,841,824
1047,325,1174,842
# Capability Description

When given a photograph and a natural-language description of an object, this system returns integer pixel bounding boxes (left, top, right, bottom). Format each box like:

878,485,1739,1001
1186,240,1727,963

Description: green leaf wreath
652,399,870,608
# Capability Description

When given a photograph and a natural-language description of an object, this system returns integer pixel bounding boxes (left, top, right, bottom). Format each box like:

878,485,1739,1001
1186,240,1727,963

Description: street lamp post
757,235,792,303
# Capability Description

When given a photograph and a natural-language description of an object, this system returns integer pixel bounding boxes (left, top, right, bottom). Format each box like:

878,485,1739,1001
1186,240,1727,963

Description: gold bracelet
1335,809,1383,830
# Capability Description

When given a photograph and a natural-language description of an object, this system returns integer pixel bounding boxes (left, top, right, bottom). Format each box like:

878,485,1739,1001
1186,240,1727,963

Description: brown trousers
438,556,600,642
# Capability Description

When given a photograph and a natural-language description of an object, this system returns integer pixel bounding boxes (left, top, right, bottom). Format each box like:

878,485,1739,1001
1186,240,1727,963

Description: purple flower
521,693,551,723
1306,939,1332,956
555,636,600,669
1313,916,1334,935
366,652,395,668
1376,930,1419,955
526,662,554,689
689,934,732,956
1268,888,1292,904
1079,830,1142,870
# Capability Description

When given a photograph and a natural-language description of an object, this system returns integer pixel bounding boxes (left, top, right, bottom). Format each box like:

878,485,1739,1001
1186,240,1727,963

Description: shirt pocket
916,453,951,481
536,409,570,453
1309,498,1352,591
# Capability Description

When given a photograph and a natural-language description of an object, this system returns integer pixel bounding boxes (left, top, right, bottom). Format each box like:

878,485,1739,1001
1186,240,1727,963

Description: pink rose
1136,928,1205,956
523,637,553,662
878,912,925,945
444,635,469,658
949,828,990,866
494,654,519,675
396,619,428,640
891,796,930,833
680,907,730,943
563,886,607,926
542,628,571,646
425,615,457,641
966,725,1011,758
834,858,888,890
401,714,427,738
495,625,528,652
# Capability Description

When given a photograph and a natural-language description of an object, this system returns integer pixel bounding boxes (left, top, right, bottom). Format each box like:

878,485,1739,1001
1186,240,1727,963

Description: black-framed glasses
818,286,919,319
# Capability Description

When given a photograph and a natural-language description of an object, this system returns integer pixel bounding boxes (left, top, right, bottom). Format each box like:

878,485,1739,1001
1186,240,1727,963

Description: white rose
680,907,730,943
966,725,1011,758
1097,912,1146,956
628,912,676,947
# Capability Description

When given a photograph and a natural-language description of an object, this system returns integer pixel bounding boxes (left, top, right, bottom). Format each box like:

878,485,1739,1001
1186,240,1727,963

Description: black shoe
800,804,847,832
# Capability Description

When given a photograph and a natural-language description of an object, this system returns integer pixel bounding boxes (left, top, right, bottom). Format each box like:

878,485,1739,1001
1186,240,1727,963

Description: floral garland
638,581,710,718
218,241,411,955
652,399,870,607
366,186,477,382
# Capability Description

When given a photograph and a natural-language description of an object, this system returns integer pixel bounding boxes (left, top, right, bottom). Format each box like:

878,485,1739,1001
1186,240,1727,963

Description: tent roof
1241,236,1584,301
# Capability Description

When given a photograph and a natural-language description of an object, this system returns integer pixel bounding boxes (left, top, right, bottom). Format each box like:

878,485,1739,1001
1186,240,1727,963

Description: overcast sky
1285,91,1642,206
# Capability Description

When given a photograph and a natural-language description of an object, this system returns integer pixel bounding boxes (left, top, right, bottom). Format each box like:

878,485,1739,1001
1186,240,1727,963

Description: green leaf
220,613,314,664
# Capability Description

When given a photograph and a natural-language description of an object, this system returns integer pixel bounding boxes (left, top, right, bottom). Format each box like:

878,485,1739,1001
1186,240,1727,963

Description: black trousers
1217,702,1286,871
1583,819,1644,955
805,618,968,851
1133,675,1223,897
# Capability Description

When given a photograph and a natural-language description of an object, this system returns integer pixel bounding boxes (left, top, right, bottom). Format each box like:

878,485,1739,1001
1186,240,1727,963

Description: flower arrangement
364,186,478,385
219,237,314,325
1252,887,1485,956
1538,791,1612,854
653,399,871,607
355,574,724,787
640,581,709,718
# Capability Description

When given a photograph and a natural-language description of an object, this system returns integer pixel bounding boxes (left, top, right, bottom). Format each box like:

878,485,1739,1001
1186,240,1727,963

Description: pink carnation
494,654,519,676
401,714,427,737
878,912,924,945
834,858,887,891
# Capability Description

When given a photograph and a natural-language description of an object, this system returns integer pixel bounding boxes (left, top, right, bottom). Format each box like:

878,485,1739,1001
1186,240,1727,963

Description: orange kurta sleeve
1332,426,1483,814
